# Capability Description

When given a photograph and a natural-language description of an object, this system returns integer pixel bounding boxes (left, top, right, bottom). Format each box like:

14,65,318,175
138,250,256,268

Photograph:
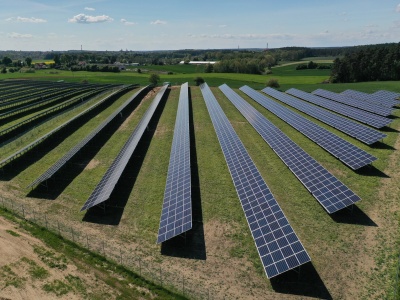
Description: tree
194,76,205,86
54,54,61,65
266,78,280,88
25,57,32,67
204,63,213,73
1,68,6,74
149,73,160,86
2,57,12,66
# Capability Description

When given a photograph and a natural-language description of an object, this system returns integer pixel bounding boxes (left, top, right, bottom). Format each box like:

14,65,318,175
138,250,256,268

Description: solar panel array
372,90,400,102
240,86,377,170
282,88,386,145
341,89,400,108
81,85,169,211
0,85,129,169
312,89,393,117
285,89,391,129
28,86,148,189
220,84,361,213
157,83,192,243
200,83,310,278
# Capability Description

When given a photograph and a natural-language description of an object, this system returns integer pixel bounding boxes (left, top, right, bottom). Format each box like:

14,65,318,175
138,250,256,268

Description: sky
0,0,400,51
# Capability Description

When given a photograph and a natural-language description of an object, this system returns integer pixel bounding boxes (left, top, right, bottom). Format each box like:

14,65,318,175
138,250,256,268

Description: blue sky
1,0,399,51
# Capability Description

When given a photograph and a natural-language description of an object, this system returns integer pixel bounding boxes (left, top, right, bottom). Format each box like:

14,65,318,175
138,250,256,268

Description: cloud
219,25,227,28
6,16,47,23
121,18,136,25
396,4,400,12
8,32,33,39
150,20,166,25
68,14,113,24
84,7,95,11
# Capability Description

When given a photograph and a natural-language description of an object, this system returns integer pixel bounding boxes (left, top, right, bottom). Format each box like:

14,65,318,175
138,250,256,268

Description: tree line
330,43,400,83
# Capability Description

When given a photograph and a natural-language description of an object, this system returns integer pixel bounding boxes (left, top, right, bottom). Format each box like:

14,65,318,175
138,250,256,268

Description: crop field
0,67,400,299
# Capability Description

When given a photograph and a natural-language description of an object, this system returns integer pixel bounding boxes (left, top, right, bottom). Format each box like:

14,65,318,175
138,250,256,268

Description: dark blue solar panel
281,88,386,145
157,83,192,243
313,89,393,117
372,90,400,105
341,89,400,108
81,85,169,211
28,86,148,189
221,84,360,213
240,86,377,170
200,83,310,278
285,89,391,129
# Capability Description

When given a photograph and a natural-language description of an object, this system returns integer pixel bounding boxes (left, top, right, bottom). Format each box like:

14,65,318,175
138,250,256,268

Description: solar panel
220,84,360,213
281,88,386,145
80,85,169,211
283,89,391,129
312,89,393,117
341,89,400,108
157,82,192,243
240,86,377,170
27,85,148,189
200,83,310,278
372,90,400,102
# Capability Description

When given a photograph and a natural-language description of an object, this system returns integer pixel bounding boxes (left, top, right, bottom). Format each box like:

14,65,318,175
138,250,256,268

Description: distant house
113,62,126,70
34,63,48,69
179,61,217,65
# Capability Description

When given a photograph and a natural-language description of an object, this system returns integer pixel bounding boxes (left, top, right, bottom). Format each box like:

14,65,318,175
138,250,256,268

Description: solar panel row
220,84,361,213
282,88,386,145
313,89,393,117
80,85,169,211
373,90,400,102
241,86,377,170
341,89,400,108
0,85,128,169
285,89,391,129
27,85,147,189
157,82,192,243
200,83,310,278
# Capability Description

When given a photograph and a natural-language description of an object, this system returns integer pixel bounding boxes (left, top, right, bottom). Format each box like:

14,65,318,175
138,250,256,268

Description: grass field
0,65,400,299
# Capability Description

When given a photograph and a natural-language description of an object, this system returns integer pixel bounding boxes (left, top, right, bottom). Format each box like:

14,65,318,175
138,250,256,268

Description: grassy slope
0,64,399,299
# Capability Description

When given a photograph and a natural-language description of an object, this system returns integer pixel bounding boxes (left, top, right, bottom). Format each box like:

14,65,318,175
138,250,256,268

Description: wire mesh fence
0,195,223,300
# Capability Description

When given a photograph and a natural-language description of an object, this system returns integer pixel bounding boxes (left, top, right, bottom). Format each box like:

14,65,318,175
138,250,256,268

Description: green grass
6,229,20,237
42,279,73,296
21,257,50,280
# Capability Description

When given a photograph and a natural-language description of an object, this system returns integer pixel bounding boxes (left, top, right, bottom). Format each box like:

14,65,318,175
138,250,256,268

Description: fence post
21,205,25,219
160,266,162,287
45,215,48,228
33,209,36,222
182,275,185,296
57,221,61,236
86,234,89,249
139,257,142,276
102,241,105,256
71,227,74,242
120,248,123,265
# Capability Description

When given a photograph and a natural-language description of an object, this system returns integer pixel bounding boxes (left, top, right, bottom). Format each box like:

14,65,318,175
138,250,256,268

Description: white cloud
150,20,166,25
121,18,136,25
396,4,400,12
219,25,227,28
84,7,95,11
6,16,47,23
8,32,33,39
68,14,113,24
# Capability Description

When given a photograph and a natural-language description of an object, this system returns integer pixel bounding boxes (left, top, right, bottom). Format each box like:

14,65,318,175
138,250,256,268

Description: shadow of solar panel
341,89,400,108
220,84,361,213
273,88,386,145
80,85,168,211
287,89,391,129
313,89,393,117
240,86,377,170
200,83,310,278
27,86,149,189
157,83,192,243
